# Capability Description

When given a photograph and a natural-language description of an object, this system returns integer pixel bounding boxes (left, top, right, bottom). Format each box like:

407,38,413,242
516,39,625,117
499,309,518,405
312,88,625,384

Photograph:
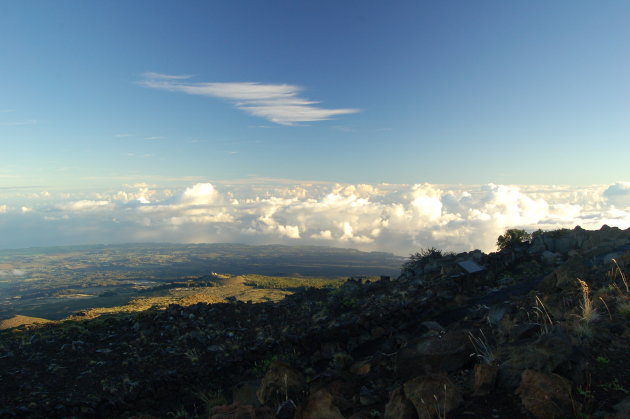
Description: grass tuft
577,279,599,323
532,295,554,334
609,259,629,294
467,329,495,364
194,389,227,416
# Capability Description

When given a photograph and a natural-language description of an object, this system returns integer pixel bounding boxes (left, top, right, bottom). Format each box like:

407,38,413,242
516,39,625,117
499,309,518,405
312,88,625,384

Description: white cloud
179,183,221,205
139,73,360,126
1,181,629,254
57,200,112,212
604,181,630,207
0,204,7,213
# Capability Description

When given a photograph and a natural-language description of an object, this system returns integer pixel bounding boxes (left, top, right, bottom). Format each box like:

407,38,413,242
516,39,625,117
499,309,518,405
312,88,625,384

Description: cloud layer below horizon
139,72,360,125
1,181,630,255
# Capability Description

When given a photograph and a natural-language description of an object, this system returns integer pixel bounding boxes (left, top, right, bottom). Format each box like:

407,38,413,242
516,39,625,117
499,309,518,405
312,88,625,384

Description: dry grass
63,273,325,320
609,259,629,294
532,295,554,334
577,278,599,323
0,315,55,330
467,329,495,364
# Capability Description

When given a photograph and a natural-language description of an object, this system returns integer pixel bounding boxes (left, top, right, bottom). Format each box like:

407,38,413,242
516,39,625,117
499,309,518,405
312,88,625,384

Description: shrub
401,247,450,275
496,229,532,251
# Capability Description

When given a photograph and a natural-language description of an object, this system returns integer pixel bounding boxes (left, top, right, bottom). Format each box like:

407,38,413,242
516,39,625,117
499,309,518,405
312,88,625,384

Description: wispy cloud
139,72,360,126
0,119,37,126
142,72,193,80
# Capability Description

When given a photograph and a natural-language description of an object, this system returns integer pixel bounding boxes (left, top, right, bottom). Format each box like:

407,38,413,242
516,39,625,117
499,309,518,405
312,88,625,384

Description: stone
472,363,498,396
397,331,473,379
504,327,576,373
233,380,261,407
349,362,371,375
295,389,344,419
370,327,387,339
276,399,297,419
256,361,306,410
515,369,581,419
539,257,589,293
383,386,416,419
420,321,445,333
209,403,274,419
508,323,540,342
541,250,560,265
403,373,463,419
487,303,511,326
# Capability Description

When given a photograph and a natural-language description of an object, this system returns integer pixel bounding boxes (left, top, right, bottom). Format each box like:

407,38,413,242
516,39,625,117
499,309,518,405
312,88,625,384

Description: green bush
496,229,532,251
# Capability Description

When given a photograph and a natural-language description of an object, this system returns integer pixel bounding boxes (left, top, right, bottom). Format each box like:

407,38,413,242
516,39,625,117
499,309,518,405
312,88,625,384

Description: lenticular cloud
1,182,629,254
139,73,360,125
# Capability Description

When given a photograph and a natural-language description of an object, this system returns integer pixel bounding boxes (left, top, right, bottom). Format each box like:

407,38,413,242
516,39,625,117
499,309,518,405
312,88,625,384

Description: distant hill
0,243,404,320
0,242,403,276
0,314,54,330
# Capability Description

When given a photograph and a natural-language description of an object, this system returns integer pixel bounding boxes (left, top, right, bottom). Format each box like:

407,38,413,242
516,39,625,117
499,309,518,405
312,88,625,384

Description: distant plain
0,243,403,321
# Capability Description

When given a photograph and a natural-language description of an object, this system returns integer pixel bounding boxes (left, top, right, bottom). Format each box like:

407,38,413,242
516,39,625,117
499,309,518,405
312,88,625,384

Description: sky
1,1,629,254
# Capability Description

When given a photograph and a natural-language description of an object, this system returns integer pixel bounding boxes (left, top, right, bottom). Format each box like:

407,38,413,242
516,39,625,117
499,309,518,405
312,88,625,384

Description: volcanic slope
1,226,629,418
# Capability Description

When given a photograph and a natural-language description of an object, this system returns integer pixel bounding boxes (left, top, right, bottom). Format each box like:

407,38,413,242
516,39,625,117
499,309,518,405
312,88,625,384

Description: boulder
384,386,417,419
403,373,462,419
499,326,581,389
349,362,371,376
515,370,580,419
396,331,473,379
233,380,261,407
256,361,306,410
528,236,547,255
541,250,561,265
507,327,575,371
295,389,344,419
538,256,589,293
473,363,498,396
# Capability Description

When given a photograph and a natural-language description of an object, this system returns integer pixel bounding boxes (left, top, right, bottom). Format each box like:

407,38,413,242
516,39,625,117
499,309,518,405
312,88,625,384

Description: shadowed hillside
0,243,403,320
1,226,629,418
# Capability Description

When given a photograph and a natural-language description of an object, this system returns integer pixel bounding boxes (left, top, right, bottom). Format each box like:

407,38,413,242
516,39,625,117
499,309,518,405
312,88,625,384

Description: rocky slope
1,226,629,418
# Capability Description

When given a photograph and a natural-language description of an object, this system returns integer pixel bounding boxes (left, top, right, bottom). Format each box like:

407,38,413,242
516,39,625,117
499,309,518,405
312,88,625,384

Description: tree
496,229,532,251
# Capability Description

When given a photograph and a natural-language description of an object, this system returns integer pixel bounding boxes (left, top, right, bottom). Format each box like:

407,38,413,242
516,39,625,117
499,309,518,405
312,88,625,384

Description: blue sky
1,2,629,252
2,1,628,188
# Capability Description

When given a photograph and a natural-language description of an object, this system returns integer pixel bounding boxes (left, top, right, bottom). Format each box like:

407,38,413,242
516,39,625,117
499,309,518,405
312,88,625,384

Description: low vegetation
496,228,532,250
242,274,346,290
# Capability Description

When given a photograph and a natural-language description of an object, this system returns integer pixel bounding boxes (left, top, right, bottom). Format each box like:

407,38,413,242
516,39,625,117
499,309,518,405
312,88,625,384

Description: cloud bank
139,72,360,125
1,182,629,255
